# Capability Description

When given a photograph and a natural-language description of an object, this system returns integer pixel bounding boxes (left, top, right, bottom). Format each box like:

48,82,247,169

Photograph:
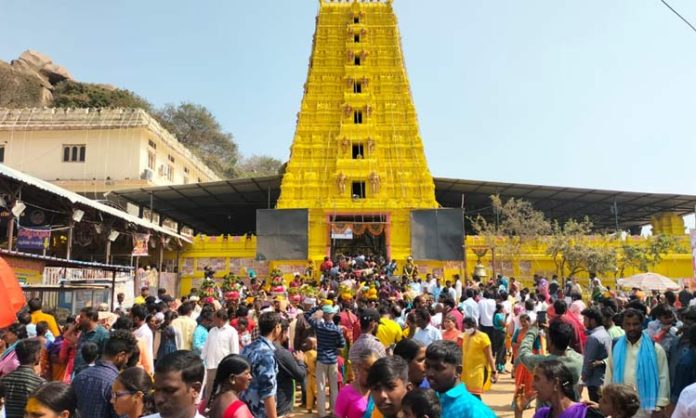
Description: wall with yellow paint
169,233,693,295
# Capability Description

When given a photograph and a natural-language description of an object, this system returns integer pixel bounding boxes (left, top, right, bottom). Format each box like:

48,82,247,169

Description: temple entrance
329,215,388,259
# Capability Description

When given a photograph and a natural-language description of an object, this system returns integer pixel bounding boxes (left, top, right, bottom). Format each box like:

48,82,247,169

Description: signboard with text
16,227,50,251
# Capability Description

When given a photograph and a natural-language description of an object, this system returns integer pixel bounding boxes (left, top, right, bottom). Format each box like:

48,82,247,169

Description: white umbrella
618,272,681,292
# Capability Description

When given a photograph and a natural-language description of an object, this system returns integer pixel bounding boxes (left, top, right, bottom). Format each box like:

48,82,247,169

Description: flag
0,256,26,327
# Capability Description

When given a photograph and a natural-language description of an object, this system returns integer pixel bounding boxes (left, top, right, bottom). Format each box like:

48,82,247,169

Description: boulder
9,58,52,89
40,62,72,84
0,60,52,107
12,49,73,85
17,49,53,71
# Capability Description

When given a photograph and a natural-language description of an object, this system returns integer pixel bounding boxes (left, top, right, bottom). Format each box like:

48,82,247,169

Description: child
402,388,441,418
72,341,99,377
424,340,495,418
304,337,318,413
594,384,640,418
364,356,412,418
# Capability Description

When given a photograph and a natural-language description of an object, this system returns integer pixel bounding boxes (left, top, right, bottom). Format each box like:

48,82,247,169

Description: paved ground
289,368,534,418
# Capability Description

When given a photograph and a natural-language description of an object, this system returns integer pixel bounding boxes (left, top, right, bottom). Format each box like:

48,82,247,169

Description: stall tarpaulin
0,256,27,327
132,233,150,257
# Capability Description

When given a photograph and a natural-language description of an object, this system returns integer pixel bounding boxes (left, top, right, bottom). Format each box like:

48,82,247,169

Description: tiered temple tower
277,0,438,260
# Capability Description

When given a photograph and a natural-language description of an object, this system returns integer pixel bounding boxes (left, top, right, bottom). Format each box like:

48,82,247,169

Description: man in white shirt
201,308,239,403
146,350,206,418
131,304,154,372
673,381,696,418
412,308,442,347
478,290,497,335
460,288,480,325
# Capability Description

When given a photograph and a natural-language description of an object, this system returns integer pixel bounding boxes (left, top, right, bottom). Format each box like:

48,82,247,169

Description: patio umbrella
618,272,681,292
0,256,26,328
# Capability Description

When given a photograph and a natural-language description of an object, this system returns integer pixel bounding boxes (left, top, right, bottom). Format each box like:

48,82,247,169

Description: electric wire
660,0,696,34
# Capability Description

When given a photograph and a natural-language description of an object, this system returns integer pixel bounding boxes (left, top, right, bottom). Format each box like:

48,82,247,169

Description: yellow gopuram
113,0,695,294
277,0,438,261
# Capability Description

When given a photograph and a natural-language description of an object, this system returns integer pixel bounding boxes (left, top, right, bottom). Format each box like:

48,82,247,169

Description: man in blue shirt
73,329,138,418
241,311,283,418
305,304,346,417
425,340,496,418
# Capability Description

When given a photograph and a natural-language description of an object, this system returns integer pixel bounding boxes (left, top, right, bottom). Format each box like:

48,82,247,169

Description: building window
353,16,360,24
353,82,362,94
167,165,174,181
148,139,157,149
354,111,363,124
62,145,86,162
0,146,5,163
147,152,156,170
354,34,360,43
354,56,361,66
352,144,364,159
168,155,175,163
352,181,366,199
184,167,190,174
183,176,189,184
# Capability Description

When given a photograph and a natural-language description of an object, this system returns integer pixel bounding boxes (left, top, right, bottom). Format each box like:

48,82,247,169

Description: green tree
235,155,283,178
546,218,616,278
472,195,551,271
53,80,154,111
154,103,240,178
617,234,683,277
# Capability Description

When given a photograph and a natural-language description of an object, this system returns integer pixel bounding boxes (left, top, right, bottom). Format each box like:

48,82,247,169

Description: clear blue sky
2,1,696,196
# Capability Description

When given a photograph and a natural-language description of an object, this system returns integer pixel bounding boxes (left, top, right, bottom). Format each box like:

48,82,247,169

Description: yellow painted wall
169,233,694,294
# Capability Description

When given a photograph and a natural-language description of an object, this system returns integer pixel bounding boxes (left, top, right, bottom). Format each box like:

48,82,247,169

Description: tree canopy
235,155,283,178
154,103,240,179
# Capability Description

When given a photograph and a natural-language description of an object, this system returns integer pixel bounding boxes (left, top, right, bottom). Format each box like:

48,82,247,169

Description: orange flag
0,256,26,327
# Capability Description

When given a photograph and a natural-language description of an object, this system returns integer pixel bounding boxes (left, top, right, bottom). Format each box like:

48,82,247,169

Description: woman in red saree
511,314,540,418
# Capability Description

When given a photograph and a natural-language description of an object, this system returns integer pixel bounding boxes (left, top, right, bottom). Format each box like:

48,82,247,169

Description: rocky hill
0,50,150,110
0,50,73,107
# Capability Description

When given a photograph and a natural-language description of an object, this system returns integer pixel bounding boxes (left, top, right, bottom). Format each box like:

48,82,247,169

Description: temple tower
276,0,438,260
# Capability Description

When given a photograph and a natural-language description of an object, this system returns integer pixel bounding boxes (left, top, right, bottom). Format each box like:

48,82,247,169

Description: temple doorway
329,214,388,259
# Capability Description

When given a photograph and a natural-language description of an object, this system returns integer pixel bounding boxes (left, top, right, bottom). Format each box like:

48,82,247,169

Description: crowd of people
1,254,696,418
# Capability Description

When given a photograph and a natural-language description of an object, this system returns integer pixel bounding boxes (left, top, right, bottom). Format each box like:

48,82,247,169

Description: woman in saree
511,314,540,418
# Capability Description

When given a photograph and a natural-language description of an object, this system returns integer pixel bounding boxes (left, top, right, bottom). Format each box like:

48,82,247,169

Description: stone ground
289,367,534,418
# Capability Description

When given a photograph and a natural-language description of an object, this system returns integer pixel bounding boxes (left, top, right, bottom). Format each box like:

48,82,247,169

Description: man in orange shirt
28,298,60,337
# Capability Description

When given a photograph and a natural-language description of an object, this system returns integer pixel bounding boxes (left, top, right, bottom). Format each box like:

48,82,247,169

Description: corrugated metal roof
0,163,191,242
111,175,696,235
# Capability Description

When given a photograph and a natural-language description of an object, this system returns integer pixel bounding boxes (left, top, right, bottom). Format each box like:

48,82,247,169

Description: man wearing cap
348,308,386,366
304,303,346,417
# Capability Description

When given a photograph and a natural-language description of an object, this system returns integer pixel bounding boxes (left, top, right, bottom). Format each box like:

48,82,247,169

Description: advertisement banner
16,227,50,251
132,233,150,257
